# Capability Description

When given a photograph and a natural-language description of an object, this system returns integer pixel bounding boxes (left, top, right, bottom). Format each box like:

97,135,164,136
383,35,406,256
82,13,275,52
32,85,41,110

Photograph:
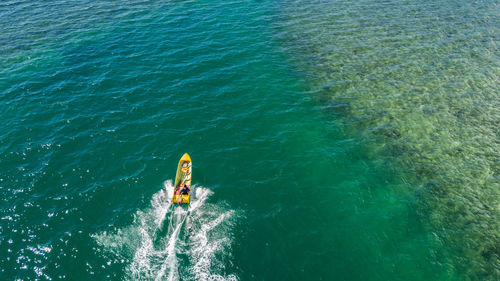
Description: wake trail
93,180,238,281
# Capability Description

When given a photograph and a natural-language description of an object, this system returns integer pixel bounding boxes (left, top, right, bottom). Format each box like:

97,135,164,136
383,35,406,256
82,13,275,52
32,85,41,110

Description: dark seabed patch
277,0,499,279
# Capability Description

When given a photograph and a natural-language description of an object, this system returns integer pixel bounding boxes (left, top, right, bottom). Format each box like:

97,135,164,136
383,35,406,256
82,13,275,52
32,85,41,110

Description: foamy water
93,181,238,281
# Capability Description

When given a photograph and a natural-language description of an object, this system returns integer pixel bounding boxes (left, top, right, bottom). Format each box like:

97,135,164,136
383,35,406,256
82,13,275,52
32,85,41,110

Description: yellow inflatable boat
172,153,192,204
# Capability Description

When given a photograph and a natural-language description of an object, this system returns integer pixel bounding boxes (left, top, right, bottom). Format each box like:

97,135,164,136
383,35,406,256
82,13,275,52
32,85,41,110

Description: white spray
93,180,238,281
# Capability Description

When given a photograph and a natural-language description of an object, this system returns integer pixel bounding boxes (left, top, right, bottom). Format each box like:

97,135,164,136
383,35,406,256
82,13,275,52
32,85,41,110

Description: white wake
93,180,238,281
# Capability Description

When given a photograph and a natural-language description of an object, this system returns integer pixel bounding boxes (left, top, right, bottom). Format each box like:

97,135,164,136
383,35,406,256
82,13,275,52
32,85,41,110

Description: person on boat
175,182,184,195
181,162,190,174
180,183,190,195
176,183,184,204
175,183,189,204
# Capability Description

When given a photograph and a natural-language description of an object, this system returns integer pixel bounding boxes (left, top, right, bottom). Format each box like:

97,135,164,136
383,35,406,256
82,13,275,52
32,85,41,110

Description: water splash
93,180,238,281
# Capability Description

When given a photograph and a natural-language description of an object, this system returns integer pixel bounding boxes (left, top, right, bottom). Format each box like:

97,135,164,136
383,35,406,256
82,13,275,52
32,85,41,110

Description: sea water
0,0,498,280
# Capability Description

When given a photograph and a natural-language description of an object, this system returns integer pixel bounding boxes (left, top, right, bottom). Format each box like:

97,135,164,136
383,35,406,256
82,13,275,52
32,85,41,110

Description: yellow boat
172,153,192,204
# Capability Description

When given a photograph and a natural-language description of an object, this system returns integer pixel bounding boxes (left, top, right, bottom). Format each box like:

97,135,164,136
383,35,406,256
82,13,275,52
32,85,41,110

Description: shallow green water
0,0,498,280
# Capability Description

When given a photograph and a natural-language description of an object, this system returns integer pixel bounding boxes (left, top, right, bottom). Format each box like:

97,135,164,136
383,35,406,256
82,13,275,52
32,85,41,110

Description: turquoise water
1,0,498,280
